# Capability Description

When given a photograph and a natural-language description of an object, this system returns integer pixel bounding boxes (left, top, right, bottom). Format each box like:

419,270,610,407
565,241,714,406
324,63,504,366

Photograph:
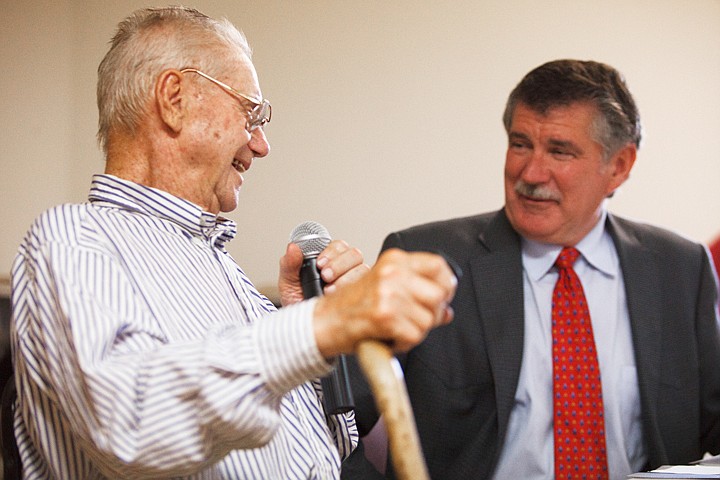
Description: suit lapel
607,215,663,453
470,210,525,444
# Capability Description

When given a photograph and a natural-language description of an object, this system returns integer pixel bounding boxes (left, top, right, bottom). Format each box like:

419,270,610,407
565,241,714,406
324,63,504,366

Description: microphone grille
290,221,332,257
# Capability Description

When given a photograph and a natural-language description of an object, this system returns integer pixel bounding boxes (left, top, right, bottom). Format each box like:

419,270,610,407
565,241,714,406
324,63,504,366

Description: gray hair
96,6,251,155
502,59,642,159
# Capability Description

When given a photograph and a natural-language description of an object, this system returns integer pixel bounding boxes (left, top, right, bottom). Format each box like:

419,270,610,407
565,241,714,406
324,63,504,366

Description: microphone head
290,221,332,258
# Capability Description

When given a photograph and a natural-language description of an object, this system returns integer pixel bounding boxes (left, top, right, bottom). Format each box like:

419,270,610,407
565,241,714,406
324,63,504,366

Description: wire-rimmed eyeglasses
180,68,272,131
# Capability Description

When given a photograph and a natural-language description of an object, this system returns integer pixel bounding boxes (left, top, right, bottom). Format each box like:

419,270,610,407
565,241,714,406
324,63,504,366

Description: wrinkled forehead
228,51,263,100
511,101,599,127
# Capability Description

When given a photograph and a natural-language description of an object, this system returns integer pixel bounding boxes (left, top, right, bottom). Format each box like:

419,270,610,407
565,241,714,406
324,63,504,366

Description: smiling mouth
522,194,553,202
232,158,247,173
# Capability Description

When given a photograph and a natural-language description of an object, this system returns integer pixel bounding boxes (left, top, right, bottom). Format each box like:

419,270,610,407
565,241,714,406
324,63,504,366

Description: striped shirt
11,174,357,479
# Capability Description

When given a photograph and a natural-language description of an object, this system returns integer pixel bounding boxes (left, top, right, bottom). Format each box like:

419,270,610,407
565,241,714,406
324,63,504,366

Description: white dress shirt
11,174,357,479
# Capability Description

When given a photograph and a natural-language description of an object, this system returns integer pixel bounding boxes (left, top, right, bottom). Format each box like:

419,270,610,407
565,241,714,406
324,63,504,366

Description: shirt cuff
254,298,333,394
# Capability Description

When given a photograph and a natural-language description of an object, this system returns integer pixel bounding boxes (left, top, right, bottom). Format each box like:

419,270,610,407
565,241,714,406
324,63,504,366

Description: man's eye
551,149,574,159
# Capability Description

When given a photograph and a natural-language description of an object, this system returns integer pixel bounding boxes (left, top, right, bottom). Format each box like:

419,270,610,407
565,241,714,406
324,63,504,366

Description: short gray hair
96,6,251,155
502,59,642,159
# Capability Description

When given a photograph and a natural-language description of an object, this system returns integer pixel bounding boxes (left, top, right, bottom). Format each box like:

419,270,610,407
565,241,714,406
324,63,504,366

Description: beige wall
2,0,720,294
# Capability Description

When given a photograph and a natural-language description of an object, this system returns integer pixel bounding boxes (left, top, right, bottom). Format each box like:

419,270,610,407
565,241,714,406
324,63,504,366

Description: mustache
514,181,561,202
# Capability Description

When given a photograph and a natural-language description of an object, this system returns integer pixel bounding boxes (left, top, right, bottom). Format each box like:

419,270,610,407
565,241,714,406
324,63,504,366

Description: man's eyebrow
508,132,531,142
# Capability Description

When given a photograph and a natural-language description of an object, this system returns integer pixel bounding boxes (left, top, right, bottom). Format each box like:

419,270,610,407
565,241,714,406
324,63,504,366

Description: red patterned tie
552,247,608,479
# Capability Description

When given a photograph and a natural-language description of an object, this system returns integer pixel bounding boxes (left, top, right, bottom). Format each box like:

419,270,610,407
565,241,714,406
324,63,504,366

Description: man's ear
155,69,185,133
607,143,637,194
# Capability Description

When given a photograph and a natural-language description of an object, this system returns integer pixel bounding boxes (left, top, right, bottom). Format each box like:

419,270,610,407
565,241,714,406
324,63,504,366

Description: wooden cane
356,340,430,480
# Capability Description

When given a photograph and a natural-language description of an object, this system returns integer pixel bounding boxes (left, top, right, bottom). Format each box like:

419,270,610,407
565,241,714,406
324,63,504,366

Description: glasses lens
245,101,270,131
248,101,271,131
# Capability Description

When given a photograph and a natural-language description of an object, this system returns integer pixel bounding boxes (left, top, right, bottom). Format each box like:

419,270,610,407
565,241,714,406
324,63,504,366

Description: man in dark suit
342,60,720,479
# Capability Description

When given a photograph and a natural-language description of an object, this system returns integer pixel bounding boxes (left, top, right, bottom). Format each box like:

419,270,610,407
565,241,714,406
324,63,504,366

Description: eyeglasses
180,68,272,131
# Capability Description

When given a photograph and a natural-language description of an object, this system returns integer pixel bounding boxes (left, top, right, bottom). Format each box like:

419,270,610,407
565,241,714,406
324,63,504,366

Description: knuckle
349,246,363,260
373,297,396,323
374,261,402,283
380,248,406,263
398,329,425,351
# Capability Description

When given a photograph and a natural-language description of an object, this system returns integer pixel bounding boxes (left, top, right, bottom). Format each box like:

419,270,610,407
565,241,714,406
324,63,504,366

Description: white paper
656,465,720,474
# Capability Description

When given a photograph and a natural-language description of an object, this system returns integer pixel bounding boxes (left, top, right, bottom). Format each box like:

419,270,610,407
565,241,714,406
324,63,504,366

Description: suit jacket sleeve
697,246,720,455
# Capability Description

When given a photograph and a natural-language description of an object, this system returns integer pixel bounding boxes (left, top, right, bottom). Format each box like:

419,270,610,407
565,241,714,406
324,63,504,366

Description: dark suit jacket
342,209,720,479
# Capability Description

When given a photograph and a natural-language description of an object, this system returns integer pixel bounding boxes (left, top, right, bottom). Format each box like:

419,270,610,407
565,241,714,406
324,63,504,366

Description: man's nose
520,150,551,184
248,127,270,158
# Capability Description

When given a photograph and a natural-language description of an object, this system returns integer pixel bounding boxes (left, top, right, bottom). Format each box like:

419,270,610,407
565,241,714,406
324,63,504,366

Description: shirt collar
521,209,617,281
87,174,237,248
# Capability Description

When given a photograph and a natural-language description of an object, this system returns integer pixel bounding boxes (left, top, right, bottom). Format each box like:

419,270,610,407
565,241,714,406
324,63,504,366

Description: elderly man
343,60,720,480
10,6,456,479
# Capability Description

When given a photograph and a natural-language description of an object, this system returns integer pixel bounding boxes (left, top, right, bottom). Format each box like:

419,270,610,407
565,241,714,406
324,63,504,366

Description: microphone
289,221,355,415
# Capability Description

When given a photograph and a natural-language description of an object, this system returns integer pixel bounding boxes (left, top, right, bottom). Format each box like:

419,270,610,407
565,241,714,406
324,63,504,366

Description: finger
401,273,453,328
442,304,455,325
375,283,443,352
389,305,436,351
374,250,457,326
405,252,458,302
318,242,364,284
324,264,370,294
317,239,351,266
361,261,447,345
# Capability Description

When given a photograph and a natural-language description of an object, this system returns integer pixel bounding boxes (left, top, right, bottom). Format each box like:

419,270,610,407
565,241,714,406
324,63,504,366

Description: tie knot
555,247,580,269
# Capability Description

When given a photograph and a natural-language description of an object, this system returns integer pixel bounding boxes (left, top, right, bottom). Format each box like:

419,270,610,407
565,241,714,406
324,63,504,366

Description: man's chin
507,212,560,243
219,192,241,214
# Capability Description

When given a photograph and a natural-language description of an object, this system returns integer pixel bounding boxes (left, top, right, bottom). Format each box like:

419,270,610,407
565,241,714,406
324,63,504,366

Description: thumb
280,242,303,277
278,242,305,306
